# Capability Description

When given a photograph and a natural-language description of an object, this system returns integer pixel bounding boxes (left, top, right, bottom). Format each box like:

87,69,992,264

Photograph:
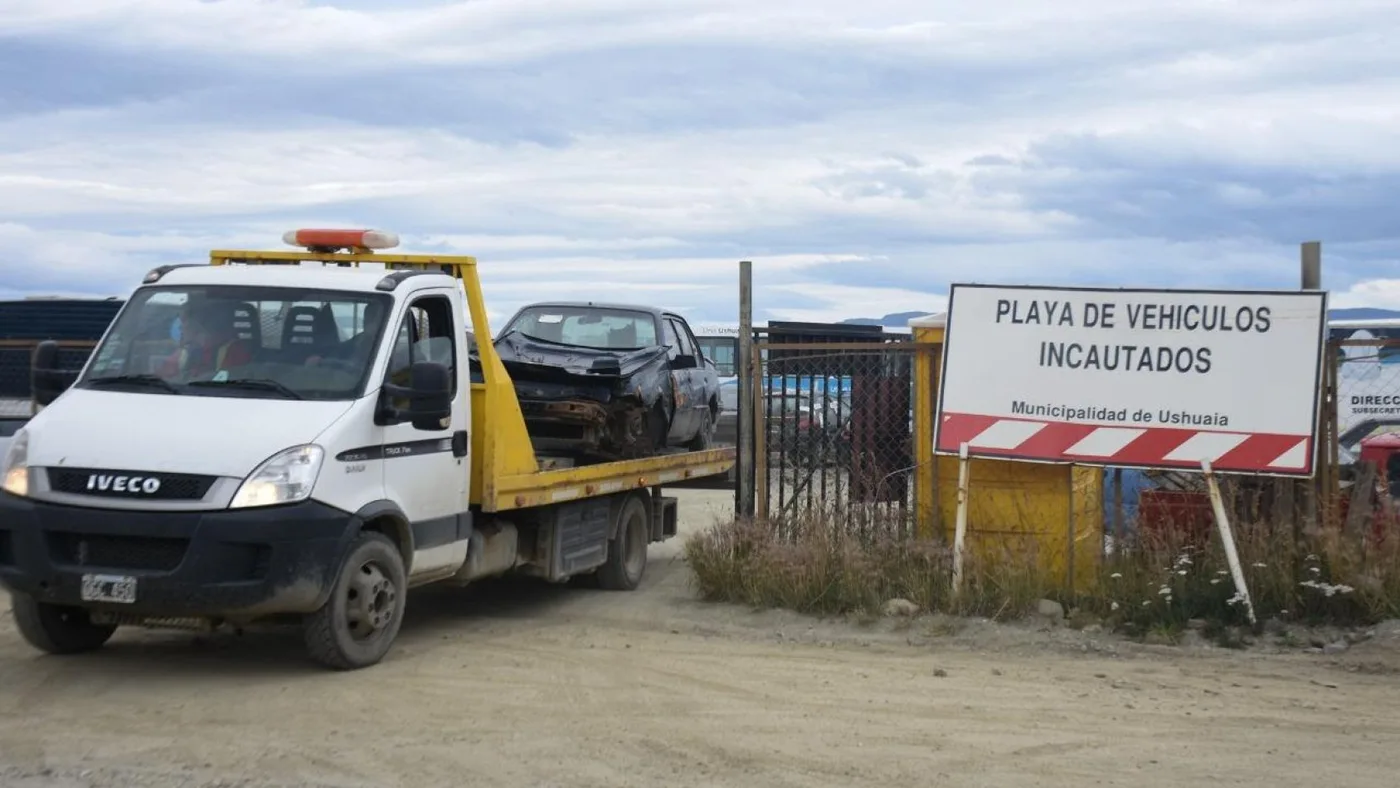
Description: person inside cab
160,300,253,380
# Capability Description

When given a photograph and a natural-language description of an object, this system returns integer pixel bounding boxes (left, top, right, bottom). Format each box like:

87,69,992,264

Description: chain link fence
0,340,98,419
1332,336,1400,464
747,340,921,539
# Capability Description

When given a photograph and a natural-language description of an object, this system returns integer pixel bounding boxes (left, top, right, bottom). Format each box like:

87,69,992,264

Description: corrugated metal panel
0,298,123,340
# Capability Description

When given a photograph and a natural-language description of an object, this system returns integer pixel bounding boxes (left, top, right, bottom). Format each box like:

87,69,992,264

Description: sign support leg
952,442,971,600
1203,459,1257,627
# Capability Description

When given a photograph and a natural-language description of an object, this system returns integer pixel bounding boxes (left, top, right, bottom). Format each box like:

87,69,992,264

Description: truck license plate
80,574,137,604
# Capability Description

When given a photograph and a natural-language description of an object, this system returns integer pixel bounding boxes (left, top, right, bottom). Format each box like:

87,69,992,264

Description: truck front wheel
10,593,117,655
303,531,407,670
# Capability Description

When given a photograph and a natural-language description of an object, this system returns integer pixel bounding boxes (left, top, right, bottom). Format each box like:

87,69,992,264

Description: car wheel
686,404,715,451
648,401,670,451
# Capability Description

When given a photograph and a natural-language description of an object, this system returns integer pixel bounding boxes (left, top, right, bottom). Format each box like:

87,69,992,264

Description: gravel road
2,488,1399,788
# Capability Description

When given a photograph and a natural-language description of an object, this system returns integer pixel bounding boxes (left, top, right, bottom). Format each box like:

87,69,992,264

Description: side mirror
31,340,78,407
382,360,452,431
670,354,699,370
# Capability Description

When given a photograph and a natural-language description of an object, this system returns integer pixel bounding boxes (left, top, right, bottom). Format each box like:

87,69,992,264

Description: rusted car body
493,302,721,463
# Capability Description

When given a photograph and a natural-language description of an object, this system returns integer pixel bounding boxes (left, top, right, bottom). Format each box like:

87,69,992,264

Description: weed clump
683,509,1055,620
1085,520,1400,638
684,506,1400,636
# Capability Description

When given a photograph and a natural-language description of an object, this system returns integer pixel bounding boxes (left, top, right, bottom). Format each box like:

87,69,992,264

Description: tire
648,401,671,452
10,593,116,655
596,494,650,591
303,532,407,671
685,403,716,451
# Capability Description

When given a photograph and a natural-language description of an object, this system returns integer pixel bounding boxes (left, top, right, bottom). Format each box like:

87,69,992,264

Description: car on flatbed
0,229,734,670
493,301,721,464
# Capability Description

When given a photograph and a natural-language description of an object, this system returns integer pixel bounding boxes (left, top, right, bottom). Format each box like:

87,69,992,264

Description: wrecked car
492,301,721,463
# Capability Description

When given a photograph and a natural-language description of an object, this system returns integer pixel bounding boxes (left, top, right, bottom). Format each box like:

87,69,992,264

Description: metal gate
737,321,920,532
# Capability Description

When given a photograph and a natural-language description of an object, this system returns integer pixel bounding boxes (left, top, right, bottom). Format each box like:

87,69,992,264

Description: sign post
934,284,1329,477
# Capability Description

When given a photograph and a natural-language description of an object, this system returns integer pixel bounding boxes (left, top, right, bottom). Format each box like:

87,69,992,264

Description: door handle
451,430,469,457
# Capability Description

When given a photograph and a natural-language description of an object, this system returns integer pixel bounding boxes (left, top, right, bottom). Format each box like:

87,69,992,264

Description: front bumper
0,493,357,620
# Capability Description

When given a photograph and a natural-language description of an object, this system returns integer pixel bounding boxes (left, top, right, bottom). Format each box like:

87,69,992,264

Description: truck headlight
230,444,324,509
1,429,30,498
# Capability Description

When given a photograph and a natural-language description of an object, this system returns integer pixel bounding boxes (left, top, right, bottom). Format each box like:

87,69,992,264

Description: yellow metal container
910,314,1102,591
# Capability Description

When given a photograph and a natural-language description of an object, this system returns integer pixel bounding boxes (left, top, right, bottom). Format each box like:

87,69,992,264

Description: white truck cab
0,230,734,669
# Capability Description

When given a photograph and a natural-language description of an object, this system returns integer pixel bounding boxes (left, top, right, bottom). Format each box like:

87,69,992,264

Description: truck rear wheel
10,593,116,655
596,494,649,591
303,531,406,670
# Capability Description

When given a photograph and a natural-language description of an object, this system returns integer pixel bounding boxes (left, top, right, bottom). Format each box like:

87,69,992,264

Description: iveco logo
86,474,162,494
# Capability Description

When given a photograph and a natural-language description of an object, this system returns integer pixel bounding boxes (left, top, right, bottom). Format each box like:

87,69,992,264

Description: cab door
378,290,471,579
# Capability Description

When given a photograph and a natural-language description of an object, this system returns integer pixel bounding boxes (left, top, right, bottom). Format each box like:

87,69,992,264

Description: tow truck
0,230,734,670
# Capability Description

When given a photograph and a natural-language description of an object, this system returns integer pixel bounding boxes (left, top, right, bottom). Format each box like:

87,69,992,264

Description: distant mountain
838,307,1400,327
839,311,936,327
1328,308,1400,321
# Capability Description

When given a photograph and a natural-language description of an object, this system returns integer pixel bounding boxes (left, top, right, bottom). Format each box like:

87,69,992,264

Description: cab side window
385,295,457,410
669,317,700,361
661,318,682,360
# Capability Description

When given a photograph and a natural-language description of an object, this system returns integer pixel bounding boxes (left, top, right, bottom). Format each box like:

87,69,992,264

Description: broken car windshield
502,306,659,350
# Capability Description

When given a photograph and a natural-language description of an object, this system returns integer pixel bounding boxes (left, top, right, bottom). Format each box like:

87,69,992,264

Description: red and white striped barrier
936,412,1312,474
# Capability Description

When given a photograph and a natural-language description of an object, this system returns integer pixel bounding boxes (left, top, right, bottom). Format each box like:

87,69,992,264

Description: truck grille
49,533,189,572
46,468,216,501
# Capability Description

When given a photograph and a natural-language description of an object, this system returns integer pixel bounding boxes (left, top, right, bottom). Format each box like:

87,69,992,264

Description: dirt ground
2,488,1400,788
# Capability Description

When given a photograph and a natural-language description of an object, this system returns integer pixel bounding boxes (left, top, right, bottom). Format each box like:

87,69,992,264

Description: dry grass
683,508,1056,620
1087,519,1400,637
684,505,1400,634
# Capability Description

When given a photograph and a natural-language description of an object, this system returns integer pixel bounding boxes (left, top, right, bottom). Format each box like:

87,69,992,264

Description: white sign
1329,322,1400,462
934,284,1328,476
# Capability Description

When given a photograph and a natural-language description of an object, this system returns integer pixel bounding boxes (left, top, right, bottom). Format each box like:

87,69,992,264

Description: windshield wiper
85,374,180,394
188,378,304,400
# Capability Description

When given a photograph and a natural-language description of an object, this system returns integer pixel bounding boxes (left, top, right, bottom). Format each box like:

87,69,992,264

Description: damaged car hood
493,331,670,385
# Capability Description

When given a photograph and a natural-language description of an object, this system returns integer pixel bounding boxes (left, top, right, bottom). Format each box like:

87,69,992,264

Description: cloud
0,0,1397,328
1331,279,1400,312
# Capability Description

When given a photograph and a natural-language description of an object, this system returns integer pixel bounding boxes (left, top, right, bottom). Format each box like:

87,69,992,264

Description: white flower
1299,580,1355,597
1110,572,1123,579
1111,601,1120,611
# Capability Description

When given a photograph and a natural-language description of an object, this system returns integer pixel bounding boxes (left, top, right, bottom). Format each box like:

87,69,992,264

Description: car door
379,291,471,578
672,315,717,412
660,316,695,442
671,315,716,435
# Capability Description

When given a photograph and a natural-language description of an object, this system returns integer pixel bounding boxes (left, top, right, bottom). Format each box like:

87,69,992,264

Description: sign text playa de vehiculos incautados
996,297,1275,376
992,296,1285,429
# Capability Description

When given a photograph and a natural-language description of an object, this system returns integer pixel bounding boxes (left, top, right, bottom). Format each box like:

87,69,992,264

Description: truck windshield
501,305,658,350
76,285,393,401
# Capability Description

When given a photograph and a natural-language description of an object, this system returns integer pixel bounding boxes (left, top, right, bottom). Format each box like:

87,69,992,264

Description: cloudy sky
2,0,1398,327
